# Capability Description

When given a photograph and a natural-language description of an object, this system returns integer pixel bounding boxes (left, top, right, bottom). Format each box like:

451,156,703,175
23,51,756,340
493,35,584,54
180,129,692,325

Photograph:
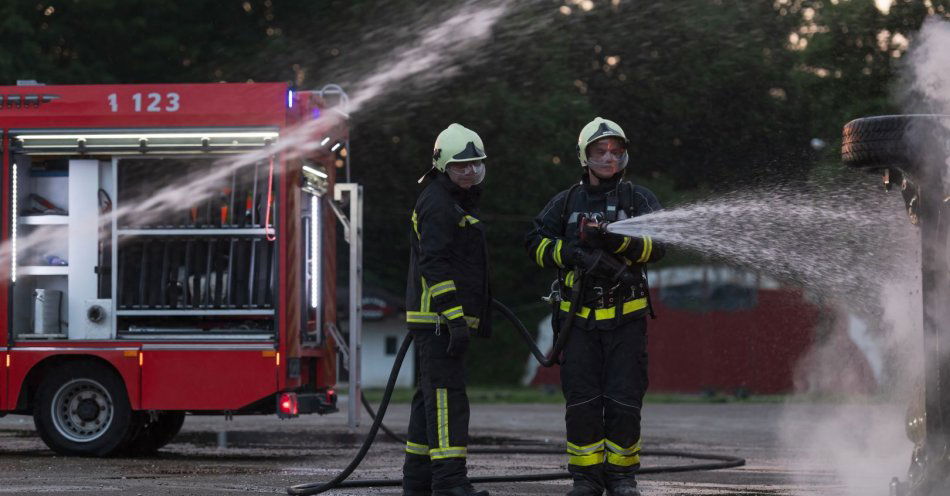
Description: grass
361,386,791,405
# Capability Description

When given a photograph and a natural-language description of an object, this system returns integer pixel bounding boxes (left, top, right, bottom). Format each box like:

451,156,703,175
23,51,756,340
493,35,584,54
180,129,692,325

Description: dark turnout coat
405,173,492,337
525,175,665,329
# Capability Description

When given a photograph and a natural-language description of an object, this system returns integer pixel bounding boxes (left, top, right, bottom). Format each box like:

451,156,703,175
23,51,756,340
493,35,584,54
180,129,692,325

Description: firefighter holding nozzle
525,118,665,496
402,124,493,496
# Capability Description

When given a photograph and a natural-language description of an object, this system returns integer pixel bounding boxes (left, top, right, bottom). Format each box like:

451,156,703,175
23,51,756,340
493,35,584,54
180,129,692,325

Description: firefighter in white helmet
525,117,665,496
403,124,492,496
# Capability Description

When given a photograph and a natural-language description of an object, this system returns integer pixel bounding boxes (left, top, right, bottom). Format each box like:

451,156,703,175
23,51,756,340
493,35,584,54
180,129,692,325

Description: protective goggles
446,160,486,185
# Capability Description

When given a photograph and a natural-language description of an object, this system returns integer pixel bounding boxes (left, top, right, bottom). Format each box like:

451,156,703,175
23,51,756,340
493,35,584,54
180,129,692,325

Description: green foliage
2,0,944,385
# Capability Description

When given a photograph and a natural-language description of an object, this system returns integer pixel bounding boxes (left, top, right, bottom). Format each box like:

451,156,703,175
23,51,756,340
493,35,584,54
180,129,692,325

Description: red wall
646,289,818,394
531,288,822,394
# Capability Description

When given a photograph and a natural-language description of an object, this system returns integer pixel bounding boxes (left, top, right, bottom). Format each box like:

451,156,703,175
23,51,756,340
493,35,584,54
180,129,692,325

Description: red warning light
277,392,299,418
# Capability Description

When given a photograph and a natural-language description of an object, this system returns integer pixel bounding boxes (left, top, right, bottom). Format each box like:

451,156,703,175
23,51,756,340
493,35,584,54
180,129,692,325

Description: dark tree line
2,0,947,383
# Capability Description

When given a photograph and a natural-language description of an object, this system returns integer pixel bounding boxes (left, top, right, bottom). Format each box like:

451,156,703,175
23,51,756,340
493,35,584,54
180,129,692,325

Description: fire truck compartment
11,152,281,341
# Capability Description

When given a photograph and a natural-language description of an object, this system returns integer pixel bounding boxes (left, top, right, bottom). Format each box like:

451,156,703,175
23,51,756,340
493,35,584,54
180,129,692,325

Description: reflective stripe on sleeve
442,305,464,320
429,280,457,297
535,238,553,268
636,236,653,263
614,236,631,254
553,239,564,268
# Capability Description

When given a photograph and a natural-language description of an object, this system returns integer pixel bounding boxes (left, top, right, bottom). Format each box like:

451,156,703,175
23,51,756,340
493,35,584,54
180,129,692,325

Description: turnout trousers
560,317,648,488
402,328,471,492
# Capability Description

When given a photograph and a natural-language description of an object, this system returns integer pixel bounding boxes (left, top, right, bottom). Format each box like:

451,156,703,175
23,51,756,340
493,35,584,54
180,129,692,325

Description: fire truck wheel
33,362,135,457
123,411,186,455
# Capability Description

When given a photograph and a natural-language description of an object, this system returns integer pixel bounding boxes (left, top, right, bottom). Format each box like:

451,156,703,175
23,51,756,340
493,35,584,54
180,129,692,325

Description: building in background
527,266,878,395
337,287,414,388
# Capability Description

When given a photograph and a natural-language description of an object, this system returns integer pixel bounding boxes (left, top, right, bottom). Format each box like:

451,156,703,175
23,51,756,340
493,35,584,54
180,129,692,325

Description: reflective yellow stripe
606,438,641,456
569,452,605,466
614,236,631,254
437,388,449,449
430,280,457,297
407,311,440,324
553,239,564,268
606,451,640,467
567,439,605,455
430,447,467,459
559,297,648,320
406,441,429,456
564,271,574,288
411,210,420,239
636,236,653,263
421,278,431,313
406,312,479,328
458,215,480,227
442,305,464,320
535,238,552,268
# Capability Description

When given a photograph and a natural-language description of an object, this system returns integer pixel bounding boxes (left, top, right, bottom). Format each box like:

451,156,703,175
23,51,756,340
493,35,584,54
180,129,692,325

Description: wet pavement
0,400,911,495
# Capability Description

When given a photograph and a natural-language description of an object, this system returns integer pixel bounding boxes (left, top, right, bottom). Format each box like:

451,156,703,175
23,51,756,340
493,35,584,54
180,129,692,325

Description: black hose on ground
287,298,746,495
287,333,414,496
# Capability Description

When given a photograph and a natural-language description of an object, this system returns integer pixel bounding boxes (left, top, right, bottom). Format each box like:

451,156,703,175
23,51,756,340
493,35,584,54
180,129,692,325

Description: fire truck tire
123,411,186,455
32,362,136,457
842,114,950,174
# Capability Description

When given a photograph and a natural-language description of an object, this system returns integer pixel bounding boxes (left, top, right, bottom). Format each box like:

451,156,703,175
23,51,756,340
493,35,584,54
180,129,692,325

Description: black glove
580,222,607,249
445,318,471,357
563,239,589,267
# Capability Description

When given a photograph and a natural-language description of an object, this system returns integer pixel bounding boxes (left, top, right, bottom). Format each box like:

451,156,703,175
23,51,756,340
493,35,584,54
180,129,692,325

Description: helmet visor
587,148,628,176
446,160,486,188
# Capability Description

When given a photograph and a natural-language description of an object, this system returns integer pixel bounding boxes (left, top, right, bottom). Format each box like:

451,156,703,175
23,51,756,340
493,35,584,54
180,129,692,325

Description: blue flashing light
287,89,294,108
311,107,321,119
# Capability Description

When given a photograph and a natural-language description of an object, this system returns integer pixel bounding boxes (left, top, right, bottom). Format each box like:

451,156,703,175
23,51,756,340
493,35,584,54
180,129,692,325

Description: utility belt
557,276,649,322
561,273,645,307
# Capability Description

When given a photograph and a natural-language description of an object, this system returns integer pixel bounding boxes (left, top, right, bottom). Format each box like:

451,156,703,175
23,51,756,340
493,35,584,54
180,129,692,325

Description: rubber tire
33,362,136,457
842,114,950,176
123,411,186,455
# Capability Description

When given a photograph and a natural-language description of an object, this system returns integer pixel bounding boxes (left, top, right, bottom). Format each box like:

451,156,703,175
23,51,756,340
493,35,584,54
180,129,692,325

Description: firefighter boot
432,484,489,496
567,480,604,496
403,490,432,496
606,484,640,496
605,472,640,496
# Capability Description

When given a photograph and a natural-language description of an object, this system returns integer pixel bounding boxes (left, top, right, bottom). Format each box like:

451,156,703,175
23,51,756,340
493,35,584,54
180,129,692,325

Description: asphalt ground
0,399,911,495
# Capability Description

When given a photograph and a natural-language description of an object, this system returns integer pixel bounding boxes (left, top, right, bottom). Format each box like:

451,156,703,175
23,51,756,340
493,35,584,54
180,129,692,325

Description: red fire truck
0,82,354,456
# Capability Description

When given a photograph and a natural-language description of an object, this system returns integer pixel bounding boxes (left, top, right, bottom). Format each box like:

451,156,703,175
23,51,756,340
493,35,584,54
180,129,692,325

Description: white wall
358,318,415,389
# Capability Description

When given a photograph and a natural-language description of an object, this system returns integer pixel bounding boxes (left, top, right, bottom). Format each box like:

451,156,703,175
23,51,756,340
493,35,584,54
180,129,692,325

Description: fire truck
0,82,361,456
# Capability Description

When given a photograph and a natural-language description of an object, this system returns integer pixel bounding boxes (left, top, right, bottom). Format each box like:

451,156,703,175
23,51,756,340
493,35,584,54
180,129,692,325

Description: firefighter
402,123,492,496
525,117,665,496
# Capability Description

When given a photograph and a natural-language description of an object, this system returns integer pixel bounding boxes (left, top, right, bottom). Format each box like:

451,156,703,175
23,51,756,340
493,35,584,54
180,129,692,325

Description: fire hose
287,295,746,495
